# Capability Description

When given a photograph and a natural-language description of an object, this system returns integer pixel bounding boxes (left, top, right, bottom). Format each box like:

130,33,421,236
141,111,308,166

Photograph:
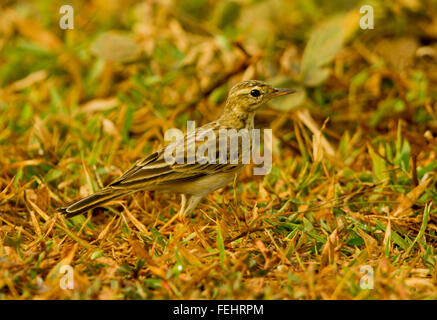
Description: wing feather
108,122,246,189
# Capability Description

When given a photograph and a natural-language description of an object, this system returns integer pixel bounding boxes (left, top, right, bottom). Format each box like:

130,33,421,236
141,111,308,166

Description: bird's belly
156,169,241,196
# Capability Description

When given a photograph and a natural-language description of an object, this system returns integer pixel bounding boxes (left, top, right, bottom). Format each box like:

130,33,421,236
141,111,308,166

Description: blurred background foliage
0,0,436,299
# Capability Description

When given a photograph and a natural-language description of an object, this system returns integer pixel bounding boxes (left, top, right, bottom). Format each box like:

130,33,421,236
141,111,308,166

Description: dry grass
0,0,436,299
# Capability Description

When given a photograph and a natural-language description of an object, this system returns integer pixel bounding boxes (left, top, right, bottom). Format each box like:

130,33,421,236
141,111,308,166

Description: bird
57,80,295,219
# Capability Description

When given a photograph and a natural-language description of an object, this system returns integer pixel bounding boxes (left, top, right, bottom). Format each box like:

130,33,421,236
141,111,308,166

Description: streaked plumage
57,80,295,218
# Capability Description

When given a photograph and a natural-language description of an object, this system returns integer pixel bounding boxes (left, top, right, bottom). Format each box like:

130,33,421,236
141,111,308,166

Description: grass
0,0,436,299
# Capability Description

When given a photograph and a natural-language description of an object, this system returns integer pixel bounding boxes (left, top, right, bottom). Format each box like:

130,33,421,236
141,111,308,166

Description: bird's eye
250,89,261,97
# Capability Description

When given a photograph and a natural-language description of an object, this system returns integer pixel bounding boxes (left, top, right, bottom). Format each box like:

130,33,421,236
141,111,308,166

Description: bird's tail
57,187,132,218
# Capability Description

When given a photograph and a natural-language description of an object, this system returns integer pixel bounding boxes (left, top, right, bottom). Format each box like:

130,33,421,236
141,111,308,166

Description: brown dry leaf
365,73,382,98
122,205,150,236
7,70,47,92
79,98,119,114
45,243,78,284
14,14,62,50
405,278,435,290
357,228,378,256
312,130,324,163
177,244,202,266
320,229,338,269
392,178,431,217
8,159,46,170
90,31,139,62
375,37,419,70
97,216,118,240
29,209,42,236
219,218,230,240
297,109,335,157
26,190,50,221
148,265,167,279
248,203,259,225
102,118,121,138
256,240,269,263
258,183,269,202
33,116,54,151
129,239,148,260
383,220,391,252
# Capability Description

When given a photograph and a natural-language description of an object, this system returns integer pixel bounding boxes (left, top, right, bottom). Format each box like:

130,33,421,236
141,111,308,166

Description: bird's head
225,80,295,113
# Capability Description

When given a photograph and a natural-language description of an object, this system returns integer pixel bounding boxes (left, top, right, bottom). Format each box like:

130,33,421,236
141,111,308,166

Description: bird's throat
219,109,255,129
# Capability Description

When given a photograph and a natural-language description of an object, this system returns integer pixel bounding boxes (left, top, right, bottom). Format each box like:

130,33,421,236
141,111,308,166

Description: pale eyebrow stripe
237,86,263,95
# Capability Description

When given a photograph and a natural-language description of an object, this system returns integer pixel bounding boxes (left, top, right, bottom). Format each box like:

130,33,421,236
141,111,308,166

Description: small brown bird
57,80,295,218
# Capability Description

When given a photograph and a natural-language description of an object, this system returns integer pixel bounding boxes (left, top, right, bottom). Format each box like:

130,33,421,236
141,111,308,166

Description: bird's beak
269,88,296,98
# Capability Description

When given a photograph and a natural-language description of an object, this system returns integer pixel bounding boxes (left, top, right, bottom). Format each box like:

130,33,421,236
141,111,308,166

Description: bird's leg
160,194,186,231
179,195,203,220
178,194,187,218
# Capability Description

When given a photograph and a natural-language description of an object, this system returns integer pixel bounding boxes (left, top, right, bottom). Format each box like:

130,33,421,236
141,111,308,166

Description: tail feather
57,188,131,218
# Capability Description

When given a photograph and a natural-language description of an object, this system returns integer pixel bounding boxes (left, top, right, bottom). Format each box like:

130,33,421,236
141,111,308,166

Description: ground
0,0,436,299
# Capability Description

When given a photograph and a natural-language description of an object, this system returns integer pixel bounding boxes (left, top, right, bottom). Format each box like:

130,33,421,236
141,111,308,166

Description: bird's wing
108,123,244,189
